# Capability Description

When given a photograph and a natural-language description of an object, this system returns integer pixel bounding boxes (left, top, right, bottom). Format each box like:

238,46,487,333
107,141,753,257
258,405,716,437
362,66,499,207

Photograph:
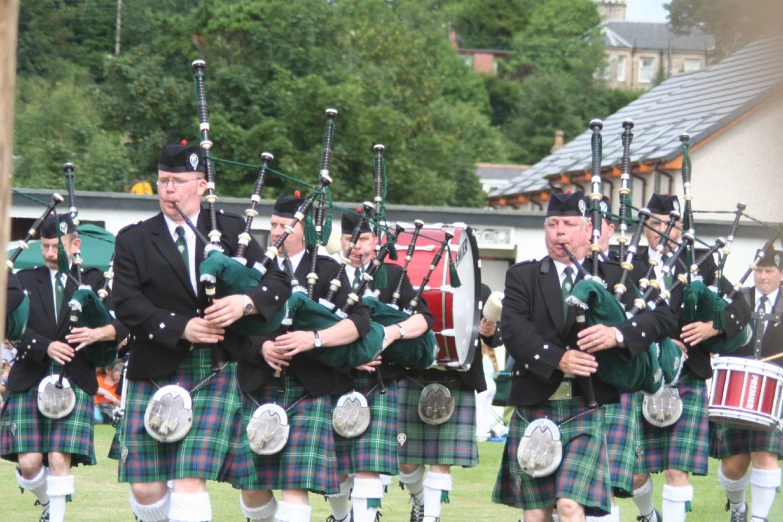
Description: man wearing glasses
111,142,290,522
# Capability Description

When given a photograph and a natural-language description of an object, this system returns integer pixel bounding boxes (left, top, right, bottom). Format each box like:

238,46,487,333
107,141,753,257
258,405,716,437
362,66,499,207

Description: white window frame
684,59,701,72
617,56,627,82
639,57,655,83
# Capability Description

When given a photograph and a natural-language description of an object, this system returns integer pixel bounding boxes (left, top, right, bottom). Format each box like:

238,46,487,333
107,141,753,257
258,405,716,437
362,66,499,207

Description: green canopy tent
8,224,115,271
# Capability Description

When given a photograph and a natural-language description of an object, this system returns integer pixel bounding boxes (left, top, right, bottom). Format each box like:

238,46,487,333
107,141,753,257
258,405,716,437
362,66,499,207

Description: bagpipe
35,165,119,420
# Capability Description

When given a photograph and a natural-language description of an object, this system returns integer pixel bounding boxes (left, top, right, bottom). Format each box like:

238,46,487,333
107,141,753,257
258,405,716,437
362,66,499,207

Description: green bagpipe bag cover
6,294,29,341
281,292,384,369
199,250,286,336
70,288,118,368
682,279,752,354
362,297,437,369
567,279,664,394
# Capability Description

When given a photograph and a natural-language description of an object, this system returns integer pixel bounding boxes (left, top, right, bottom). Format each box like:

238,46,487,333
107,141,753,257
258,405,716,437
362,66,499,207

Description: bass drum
394,224,481,370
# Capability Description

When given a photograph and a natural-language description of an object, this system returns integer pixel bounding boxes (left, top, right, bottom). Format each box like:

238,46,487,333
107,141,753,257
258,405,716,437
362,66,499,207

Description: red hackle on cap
181,139,187,146
294,190,301,197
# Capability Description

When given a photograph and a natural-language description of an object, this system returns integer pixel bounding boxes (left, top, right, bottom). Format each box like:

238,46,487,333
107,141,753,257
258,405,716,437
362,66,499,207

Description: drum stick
760,352,783,363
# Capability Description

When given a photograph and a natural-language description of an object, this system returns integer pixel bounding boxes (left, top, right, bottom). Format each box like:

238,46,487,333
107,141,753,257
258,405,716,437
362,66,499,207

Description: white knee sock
586,504,619,522
46,475,74,522
15,466,49,508
169,491,212,522
399,466,425,506
718,466,749,513
276,501,312,522
422,471,452,521
129,490,170,522
750,467,781,520
351,477,384,522
326,476,353,521
633,477,657,521
662,484,693,522
240,494,276,522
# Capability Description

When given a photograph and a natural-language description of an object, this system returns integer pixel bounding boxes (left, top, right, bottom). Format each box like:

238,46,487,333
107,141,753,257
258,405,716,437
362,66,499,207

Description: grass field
1,425,781,521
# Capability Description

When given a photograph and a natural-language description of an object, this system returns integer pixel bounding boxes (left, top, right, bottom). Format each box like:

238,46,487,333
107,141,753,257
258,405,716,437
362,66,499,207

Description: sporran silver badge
144,384,194,443
517,418,563,478
333,391,371,438
418,383,455,425
643,385,683,427
247,403,289,455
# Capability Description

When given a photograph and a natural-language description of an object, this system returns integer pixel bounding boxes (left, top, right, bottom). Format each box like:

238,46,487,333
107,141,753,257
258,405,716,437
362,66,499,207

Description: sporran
37,375,76,419
643,385,683,427
247,403,290,455
516,418,563,478
333,390,371,438
418,383,455,425
144,384,194,443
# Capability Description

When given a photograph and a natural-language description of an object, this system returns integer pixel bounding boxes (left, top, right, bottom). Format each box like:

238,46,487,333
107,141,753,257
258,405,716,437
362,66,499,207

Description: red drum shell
392,224,481,370
708,356,783,432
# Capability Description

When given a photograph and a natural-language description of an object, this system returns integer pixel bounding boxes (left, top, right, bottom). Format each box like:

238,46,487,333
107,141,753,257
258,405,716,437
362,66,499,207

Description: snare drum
394,224,481,370
709,356,783,432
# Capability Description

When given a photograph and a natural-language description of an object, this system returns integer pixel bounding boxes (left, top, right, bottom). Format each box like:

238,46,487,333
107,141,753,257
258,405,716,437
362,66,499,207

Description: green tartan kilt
334,373,399,476
633,373,709,476
397,376,478,468
236,374,340,495
492,401,611,517
116,349,242,484
604,392,636,498
0,378,96,467
709,421,783,459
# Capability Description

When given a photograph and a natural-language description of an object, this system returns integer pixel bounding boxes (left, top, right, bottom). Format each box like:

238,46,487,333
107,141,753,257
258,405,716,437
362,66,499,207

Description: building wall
667,93,783,224
605,48,711,90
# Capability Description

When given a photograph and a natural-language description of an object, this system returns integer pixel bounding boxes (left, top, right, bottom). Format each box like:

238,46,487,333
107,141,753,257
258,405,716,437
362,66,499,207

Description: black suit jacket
113,209,291,381
733,288,783,363
9,264,129,395
633,247,750,379
6,272,25,313
502,256,672,407
237,250,371,397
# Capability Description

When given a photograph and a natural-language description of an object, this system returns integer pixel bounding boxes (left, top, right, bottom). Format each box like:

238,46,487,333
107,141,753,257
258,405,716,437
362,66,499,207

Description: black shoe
409,496,424,522
725,498,748,522
326,516,350,522
637,509,662,522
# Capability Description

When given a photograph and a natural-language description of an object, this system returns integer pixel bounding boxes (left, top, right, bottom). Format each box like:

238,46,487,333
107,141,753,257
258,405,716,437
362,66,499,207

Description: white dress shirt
164,212,199,294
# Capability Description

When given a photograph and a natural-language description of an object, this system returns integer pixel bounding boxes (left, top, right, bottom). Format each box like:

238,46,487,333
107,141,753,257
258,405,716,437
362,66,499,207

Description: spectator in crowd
94,360,123,423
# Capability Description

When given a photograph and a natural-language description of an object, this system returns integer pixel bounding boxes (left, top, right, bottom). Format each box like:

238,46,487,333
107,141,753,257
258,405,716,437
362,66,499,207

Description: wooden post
0,0,20,335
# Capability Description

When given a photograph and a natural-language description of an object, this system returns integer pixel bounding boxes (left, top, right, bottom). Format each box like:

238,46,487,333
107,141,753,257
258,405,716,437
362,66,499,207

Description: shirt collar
277,248,306,274
552,258,583,280
163,211,199,242
757,287,779,309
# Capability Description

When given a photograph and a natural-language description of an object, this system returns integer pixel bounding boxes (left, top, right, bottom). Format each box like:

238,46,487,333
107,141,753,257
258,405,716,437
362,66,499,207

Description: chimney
597,0,627,22
551,130,565,153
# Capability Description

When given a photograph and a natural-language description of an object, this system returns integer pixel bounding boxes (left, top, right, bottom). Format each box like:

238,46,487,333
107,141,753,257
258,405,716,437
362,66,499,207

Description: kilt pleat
633,373,709,476
397,377,478,468
117,350,242,483
709,421,783,459
1,381,96,467
604,392,636,498
236,375,340,495
492,401,611,517
334,374,399,476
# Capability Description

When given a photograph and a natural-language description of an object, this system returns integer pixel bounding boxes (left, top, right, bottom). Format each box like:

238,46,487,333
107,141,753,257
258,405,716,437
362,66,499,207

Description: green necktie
352,267,362,290
661,254,674,289
54,272,64,321
562,266,574,321
175,226,189,268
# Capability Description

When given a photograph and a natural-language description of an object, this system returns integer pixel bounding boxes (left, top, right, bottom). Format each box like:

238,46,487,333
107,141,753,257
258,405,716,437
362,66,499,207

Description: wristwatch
314,331,323,348
612,327,624,346
242,295,254,316
395,323,405,339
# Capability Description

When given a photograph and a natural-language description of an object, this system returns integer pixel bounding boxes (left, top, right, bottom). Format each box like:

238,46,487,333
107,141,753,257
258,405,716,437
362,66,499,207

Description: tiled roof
476,163,530,181
603,21,716,52
492,36,783,198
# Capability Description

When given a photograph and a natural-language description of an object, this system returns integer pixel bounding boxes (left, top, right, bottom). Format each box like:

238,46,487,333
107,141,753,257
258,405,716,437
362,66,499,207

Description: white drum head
37,375,76,419
247,403,290,455
449,226,480,368
333,391,371,438
517,418,563,478
144,385,194,443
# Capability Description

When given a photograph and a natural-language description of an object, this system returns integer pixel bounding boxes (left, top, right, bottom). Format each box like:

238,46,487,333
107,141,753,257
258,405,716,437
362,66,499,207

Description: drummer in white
710,248,783,522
